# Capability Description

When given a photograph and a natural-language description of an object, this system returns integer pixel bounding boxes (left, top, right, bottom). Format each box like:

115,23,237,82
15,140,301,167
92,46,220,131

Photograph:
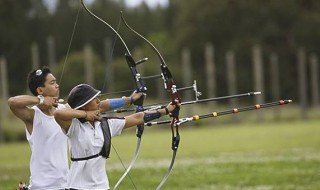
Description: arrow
112,91,262,113
145,99,292,127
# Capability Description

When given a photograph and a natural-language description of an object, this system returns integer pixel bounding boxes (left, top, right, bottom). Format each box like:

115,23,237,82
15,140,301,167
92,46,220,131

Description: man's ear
36,87,44,95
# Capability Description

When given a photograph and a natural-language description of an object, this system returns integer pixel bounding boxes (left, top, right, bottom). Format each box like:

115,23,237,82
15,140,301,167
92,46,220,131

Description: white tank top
26,104,68,190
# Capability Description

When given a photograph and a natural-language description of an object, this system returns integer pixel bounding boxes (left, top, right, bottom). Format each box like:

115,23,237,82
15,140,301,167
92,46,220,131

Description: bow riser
125,54,147,91
120,13,182,190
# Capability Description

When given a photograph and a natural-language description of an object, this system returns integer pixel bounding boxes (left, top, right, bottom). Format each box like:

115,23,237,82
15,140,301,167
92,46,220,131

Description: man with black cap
54,83,179,190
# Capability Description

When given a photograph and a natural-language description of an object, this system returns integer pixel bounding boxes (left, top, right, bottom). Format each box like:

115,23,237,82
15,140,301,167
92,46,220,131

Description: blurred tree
2,0,320,103
171,0,320,100
0,0,33,95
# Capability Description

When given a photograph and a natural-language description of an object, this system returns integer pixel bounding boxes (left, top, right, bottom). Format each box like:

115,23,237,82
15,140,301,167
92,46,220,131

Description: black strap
100,117,111,158
71,153,101,161
71,117,111,161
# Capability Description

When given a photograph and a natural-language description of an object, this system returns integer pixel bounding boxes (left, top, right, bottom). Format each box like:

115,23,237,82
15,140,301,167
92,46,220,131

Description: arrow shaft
182,91,261,105
111,91,261,113
145,99,292,127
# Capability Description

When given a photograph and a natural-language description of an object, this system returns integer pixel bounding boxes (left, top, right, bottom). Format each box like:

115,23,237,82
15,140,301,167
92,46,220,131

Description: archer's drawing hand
85,110,101,121
42,96,59,108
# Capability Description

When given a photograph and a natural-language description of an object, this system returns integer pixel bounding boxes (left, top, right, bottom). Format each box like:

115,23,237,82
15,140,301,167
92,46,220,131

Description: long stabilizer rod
145,99,292,127
112,91,262,113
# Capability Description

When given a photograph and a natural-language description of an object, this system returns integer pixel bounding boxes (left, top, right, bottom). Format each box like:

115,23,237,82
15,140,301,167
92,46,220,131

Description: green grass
0,143,30,189
105,118,320,190
1,117,319,190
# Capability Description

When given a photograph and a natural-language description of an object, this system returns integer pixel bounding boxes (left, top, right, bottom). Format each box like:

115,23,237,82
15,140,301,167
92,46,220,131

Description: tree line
1,0,320,104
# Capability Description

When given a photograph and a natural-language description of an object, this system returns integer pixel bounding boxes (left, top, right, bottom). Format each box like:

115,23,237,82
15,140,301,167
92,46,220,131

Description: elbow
53,111,64,124
7,97,17,108
54,110,69,121
53,110,61,119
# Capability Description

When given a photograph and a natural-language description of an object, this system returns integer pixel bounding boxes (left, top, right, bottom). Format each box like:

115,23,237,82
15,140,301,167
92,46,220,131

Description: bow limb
81,1,146,190
121,12,182,189
81,0,146,96
120,12,175,93
81,0,131,55
58,5,81,86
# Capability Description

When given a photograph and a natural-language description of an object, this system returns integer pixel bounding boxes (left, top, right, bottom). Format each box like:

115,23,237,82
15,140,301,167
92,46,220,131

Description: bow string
81,1,148,190
120,12,182,190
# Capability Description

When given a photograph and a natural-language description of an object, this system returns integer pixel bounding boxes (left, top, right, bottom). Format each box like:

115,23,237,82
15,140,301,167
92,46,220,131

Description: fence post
104,38,114,93
297,48,308,119
31,42,40,70
205,43,216,107
252,45,265,122
226,50,239,122
0,56,9,142
309,53,319,108
182,48,193,115
182,48,193,99
270,53,281,119
47,36,56,73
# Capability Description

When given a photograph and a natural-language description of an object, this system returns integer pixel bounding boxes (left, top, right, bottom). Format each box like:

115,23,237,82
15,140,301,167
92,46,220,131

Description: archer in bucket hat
68,84,101,110
54,83,180,190
67,83,142,112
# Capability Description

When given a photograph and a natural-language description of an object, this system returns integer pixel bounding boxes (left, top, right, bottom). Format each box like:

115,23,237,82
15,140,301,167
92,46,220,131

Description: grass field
1,114,320,190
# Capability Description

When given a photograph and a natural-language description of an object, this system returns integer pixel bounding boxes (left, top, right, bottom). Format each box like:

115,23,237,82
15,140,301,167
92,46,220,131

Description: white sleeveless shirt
27,104,68,190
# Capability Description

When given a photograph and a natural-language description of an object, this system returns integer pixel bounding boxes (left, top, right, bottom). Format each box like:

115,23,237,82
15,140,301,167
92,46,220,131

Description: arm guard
143,111,161,122
109,99,126,110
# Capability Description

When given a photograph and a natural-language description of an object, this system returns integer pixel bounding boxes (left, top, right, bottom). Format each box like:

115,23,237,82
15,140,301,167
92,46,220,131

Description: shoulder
103,116,125,125
66,118,81,136
57,103,67,109
105,117,125,129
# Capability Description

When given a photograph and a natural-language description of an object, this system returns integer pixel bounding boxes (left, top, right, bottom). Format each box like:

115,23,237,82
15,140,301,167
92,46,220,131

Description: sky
44,0,169,9
125,0,168,7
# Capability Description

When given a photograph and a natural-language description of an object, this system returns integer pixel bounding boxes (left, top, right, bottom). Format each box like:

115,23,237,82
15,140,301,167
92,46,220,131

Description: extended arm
124,101,178,129
99,91,143,112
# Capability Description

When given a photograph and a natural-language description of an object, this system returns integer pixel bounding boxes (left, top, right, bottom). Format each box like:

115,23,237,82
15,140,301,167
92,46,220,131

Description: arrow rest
135,57,148,65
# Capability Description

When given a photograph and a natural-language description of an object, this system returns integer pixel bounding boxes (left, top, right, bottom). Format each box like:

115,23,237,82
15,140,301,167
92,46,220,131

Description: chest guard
71,117,111,161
